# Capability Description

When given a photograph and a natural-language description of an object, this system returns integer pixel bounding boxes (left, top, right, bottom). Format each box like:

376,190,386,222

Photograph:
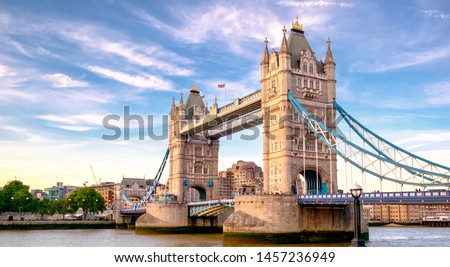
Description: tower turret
279,26,291,71
324,38,336,102
260,37,270,78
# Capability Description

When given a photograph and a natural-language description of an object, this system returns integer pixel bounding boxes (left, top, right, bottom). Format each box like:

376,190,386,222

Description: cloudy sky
1,0,449,192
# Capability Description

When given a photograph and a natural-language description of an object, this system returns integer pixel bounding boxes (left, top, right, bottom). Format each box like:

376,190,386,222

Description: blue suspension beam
287,91,450,187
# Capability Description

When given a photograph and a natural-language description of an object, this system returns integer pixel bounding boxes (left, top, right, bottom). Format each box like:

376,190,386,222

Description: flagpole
224,84,227,105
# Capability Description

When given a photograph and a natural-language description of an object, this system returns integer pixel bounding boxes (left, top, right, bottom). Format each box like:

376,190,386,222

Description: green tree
13,189,35,214
67,188,105,220
0,180,33,212
52,199,68,219
36,199,51,220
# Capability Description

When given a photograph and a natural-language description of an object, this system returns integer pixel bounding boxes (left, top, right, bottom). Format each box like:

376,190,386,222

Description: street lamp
350,183,366,247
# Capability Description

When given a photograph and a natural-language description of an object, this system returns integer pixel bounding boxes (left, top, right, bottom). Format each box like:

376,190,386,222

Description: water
0,226,448,247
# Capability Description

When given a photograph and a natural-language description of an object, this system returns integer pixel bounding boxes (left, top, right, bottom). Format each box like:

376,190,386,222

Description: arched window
309,63,314,74
195,147,202,156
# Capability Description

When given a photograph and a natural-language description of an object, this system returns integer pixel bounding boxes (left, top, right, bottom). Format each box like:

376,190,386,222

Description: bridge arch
295,166,329,195
185,184,208,202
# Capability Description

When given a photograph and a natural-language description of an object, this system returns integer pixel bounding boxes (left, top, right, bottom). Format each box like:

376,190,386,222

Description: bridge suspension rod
288,91,450,187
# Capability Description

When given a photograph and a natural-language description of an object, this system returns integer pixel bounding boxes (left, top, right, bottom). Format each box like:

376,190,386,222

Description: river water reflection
0,226,448,247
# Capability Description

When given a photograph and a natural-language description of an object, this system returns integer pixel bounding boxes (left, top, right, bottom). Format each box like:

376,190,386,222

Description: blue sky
1,0,450,192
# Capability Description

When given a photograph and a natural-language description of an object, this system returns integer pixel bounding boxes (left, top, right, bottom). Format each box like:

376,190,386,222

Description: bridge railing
298,190,450,205
187,199,235,207
217,90,261,116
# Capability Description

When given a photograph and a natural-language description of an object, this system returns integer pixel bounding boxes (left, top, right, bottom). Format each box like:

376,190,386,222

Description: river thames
0,226,448,247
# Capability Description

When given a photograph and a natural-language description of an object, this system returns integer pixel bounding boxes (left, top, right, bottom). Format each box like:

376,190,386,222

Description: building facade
218,161,263,198
260,17,338,195
363,204,449,224
167,84,220,201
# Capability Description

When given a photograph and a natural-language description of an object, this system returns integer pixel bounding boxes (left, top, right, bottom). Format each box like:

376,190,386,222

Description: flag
218,83,225,88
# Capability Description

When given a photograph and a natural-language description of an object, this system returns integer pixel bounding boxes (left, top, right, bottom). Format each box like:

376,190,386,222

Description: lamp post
350,183,366,247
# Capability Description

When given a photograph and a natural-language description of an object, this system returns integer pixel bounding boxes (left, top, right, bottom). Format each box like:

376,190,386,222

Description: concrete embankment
0,221,116,230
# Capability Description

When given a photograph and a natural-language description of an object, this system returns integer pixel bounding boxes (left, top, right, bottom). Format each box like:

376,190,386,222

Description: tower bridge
115,17,450,242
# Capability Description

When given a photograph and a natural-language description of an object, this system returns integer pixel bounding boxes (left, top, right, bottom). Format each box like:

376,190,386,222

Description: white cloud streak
44,73,89,88
59,26,193,76
351,46,450,73
277,1,353,8
87,65,174,91
425,81,450,105
422,10,450,19
36,113,105,132
395,131,450,146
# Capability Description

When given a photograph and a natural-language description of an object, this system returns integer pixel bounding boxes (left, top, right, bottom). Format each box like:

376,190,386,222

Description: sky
1,0,450,192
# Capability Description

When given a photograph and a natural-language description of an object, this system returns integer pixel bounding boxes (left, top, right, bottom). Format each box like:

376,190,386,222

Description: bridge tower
167,83,220,202
261,17,338,195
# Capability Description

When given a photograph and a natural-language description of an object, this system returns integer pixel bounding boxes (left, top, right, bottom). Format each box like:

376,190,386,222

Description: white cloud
132,5,287,57
87,65,174,91
277,1,353,8
58,26,193,76
395,131,450,146
351,45,450,73
0,64,16,77
425,82,450,105
36,114,104,126
57,125,94,132
36,113,105,132
1,124,48,142
44,73,89,88
422,10,450,19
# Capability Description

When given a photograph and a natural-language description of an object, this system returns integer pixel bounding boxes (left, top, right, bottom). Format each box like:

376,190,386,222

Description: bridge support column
135,202,188,232
223,195,368,244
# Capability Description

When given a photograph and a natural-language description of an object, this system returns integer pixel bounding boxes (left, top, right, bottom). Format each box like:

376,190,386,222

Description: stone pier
135,202,223,233
223,194,368,244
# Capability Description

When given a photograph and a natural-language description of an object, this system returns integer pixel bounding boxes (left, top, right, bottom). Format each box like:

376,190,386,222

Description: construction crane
89,165,101,185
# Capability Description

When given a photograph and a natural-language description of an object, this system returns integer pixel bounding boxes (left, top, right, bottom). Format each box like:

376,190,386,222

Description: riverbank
0,221,116,230
369,222,421,227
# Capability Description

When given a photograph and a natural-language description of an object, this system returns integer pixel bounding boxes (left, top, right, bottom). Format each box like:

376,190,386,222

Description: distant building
363,204,449,224
92,182,115,209
31,189,48,200
44,182,75,201
119,177,165,207
218,171,233,199
218,161,263,198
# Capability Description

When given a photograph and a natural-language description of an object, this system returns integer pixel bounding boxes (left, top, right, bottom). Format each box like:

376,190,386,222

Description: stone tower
261,17,338,195
167,83,220,201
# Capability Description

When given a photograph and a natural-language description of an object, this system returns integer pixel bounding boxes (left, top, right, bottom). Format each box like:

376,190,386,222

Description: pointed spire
172,96,175,107
260,37,269,65
280,26,288,53
190,82,200,94
178,91,184,108
291,16,303,32
325,37,335,65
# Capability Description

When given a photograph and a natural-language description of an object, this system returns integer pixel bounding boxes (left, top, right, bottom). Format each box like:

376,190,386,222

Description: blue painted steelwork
334,100,450,183
287,91,450,187
119,190,449,214
188,199,235,216
121,148,170,210
298,190,450,205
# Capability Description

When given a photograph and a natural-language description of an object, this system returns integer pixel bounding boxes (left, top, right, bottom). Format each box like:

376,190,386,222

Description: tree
13,189,35,214
36,199,51,220
0,180,33,213
52,199,68,219
67,188,105,220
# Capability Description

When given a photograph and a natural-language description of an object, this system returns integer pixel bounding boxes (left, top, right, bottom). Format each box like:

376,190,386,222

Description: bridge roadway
179,90,261,137
119,190,450,216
